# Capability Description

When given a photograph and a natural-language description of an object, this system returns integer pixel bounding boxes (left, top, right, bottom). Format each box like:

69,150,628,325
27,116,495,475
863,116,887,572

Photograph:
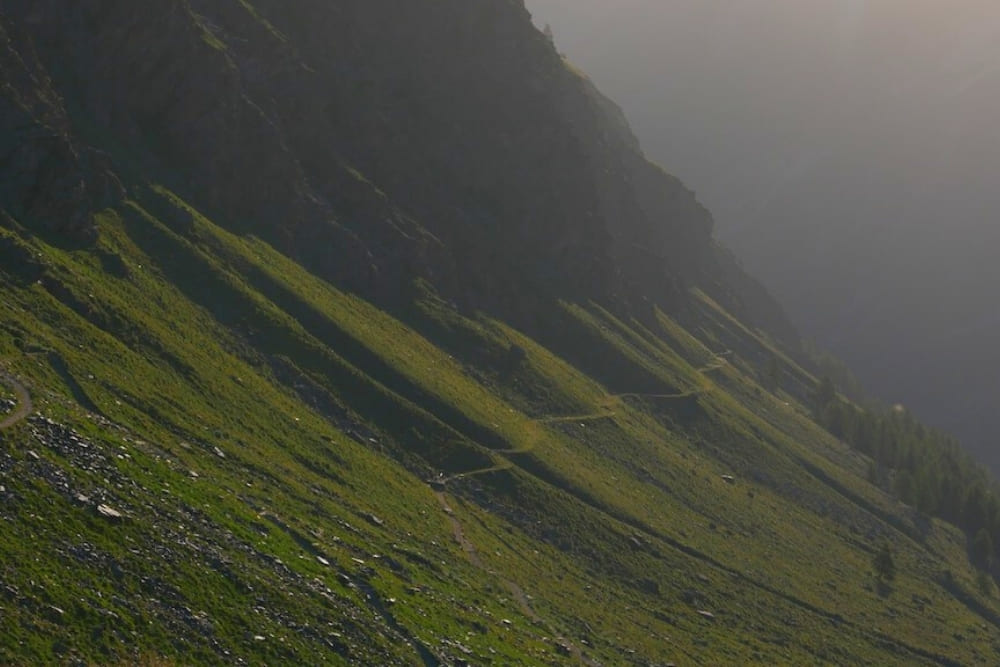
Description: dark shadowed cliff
2,0,796,342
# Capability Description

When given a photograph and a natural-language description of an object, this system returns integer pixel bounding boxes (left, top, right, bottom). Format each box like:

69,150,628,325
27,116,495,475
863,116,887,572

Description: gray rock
97,504,123,520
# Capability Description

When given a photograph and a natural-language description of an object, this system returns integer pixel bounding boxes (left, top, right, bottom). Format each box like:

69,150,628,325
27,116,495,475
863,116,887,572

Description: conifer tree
972,529,994,570
874,542,896,583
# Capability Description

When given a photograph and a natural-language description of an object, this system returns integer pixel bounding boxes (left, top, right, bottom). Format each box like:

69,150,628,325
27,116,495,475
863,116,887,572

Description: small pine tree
874,542,896,582
976,570,994,597
813,375,836,412
972,528,994,570
894,469,916,506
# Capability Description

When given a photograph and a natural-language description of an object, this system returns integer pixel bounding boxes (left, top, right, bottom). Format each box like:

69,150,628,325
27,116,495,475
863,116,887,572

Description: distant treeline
816,382,999,571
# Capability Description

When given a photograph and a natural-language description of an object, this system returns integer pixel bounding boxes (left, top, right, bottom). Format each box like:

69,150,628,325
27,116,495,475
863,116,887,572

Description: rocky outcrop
0,15,122,242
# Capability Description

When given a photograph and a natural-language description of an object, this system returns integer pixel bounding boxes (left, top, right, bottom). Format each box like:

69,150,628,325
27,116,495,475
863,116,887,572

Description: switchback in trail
435,390,703,484
0,373,32,430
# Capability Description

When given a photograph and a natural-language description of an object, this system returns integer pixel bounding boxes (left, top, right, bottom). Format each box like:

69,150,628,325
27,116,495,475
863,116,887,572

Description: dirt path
434,490,596,664
536,411,615,425
441,463,513,484
0,374,32,430
614,391,701,400
435,491,483,568
438,391,673,483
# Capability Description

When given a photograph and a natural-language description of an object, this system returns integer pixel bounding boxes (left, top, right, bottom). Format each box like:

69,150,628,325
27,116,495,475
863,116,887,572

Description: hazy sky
525,0,1000,459
526,0,1000,235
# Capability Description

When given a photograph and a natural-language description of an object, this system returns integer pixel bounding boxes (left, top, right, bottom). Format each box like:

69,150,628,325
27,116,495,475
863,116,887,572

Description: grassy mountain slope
3,189,999,664
2,0,1000,664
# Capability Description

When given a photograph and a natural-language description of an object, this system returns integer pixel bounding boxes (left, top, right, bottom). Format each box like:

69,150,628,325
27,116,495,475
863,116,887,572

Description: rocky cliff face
0,15,123,242
2,0,793,339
